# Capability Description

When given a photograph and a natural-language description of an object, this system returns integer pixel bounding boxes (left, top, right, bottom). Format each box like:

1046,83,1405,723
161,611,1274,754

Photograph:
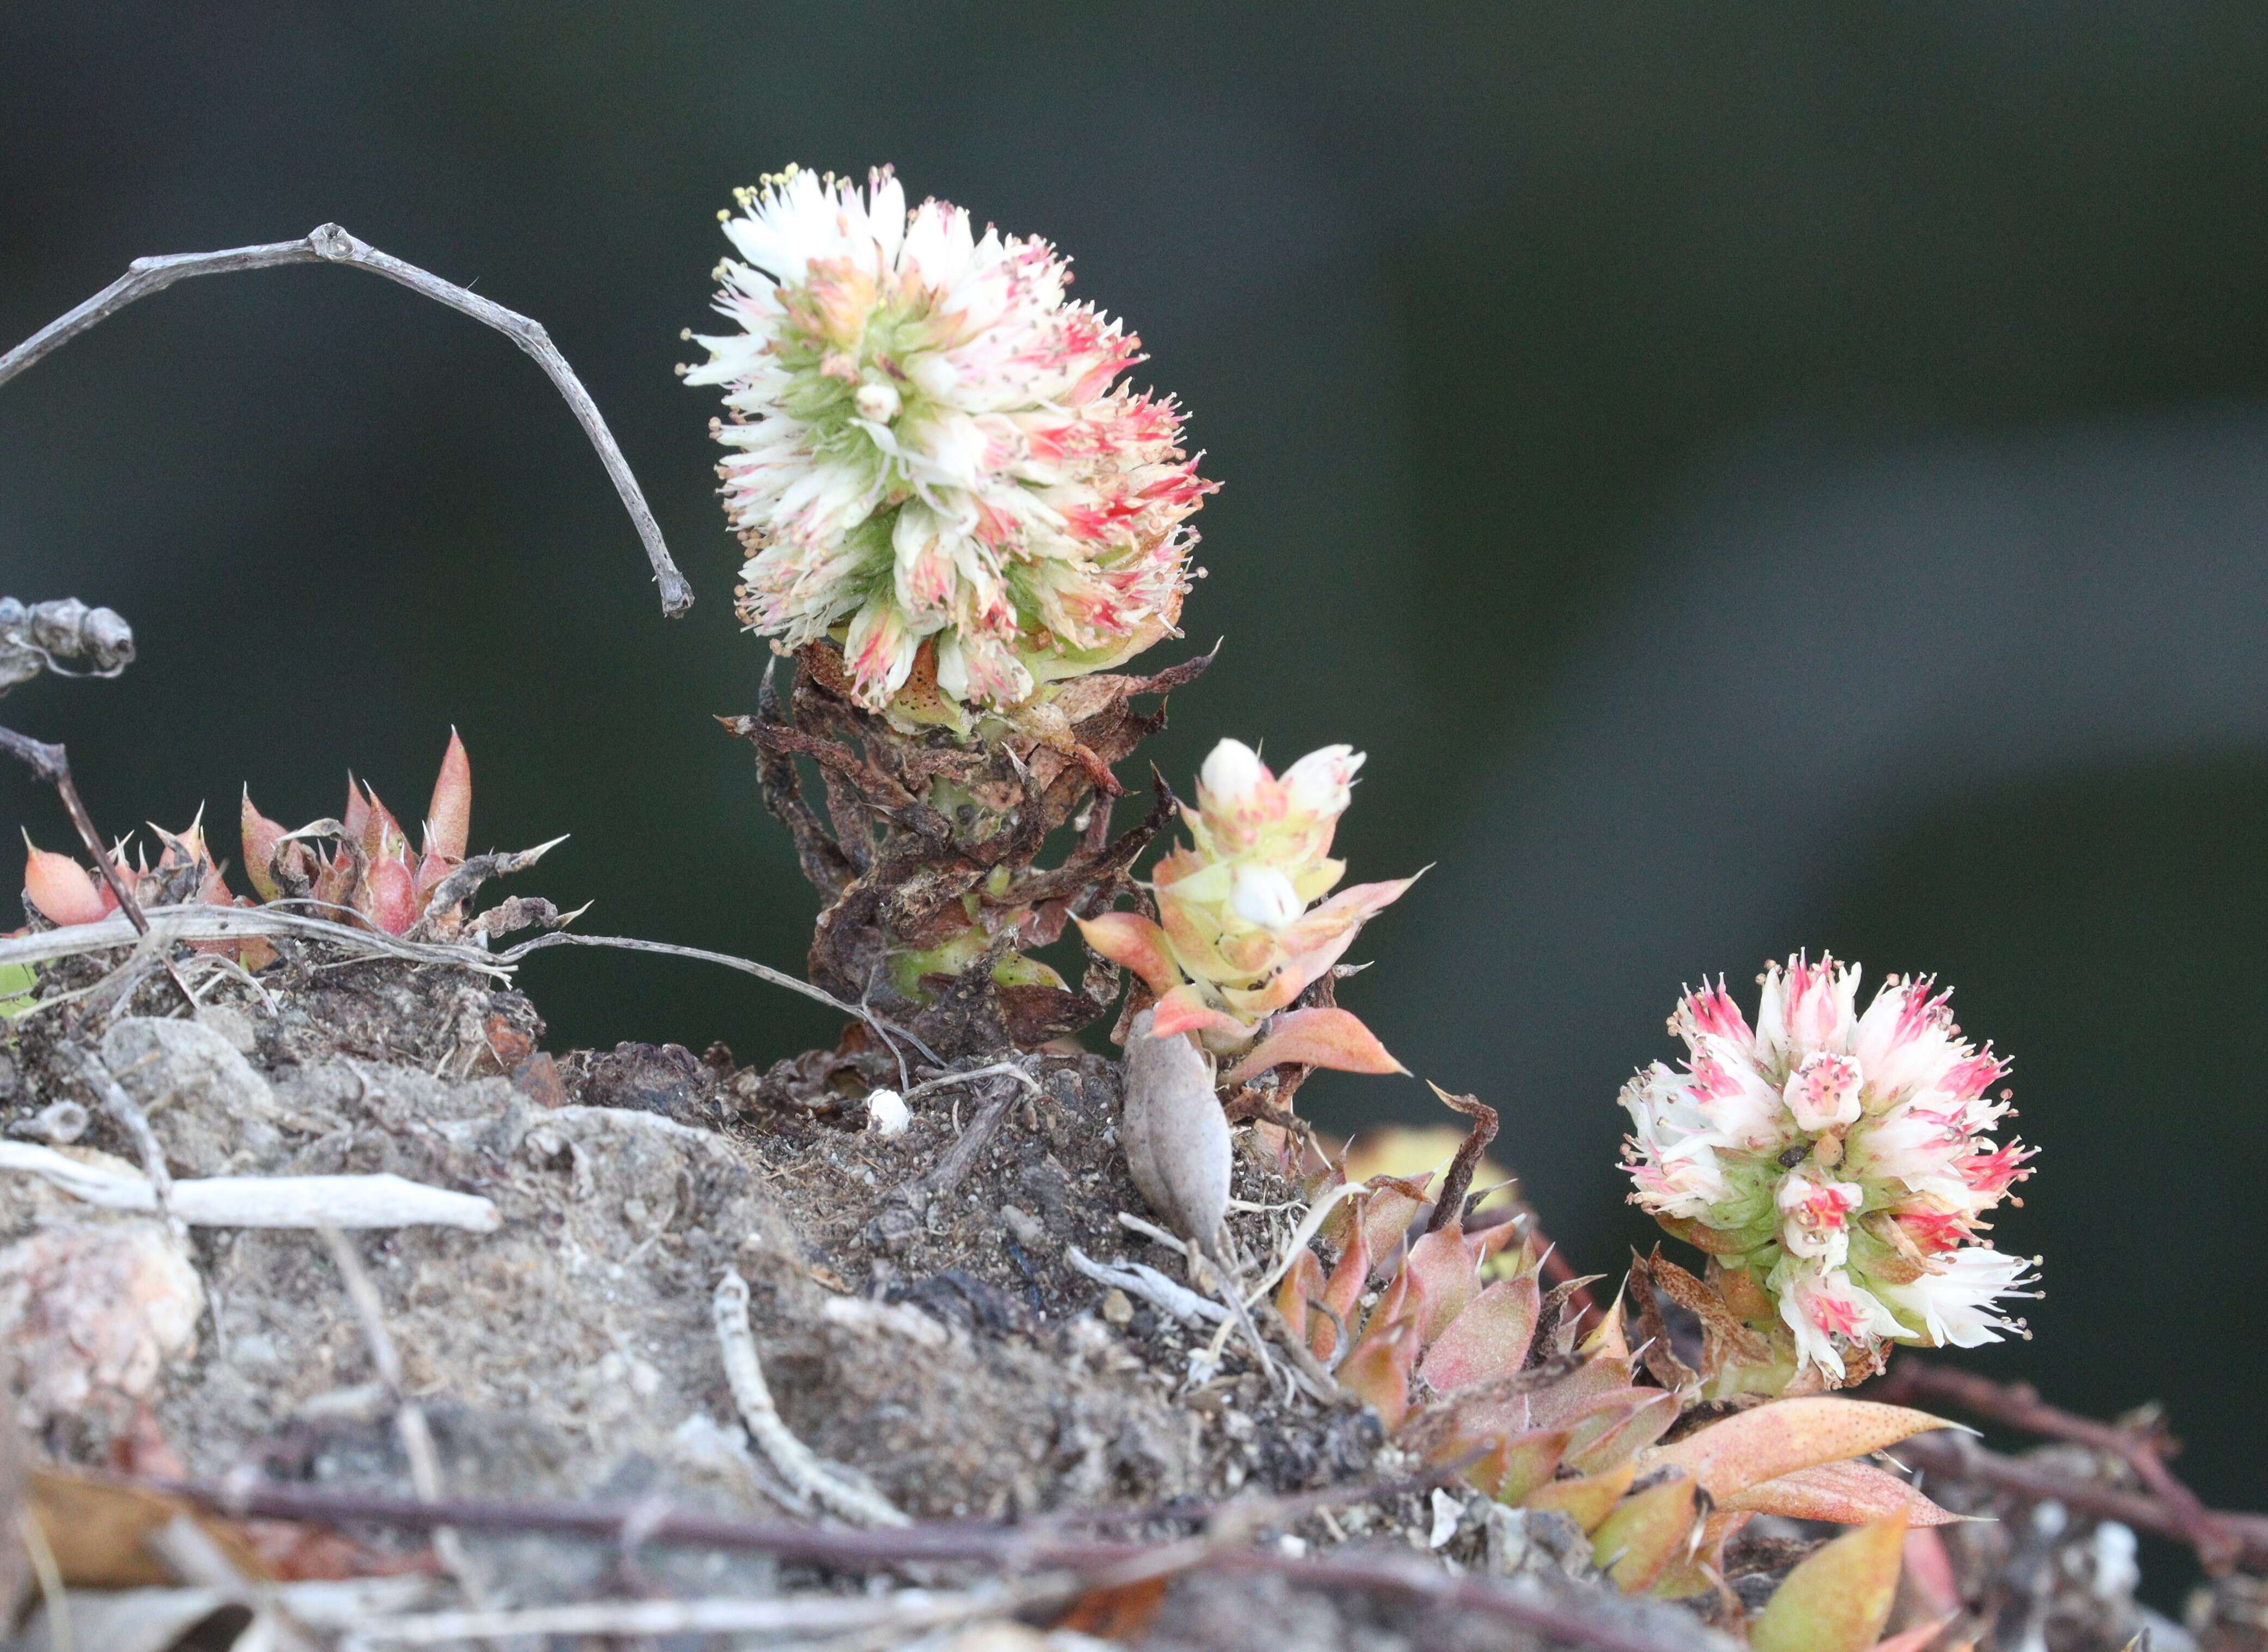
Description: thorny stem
0,226,691,616
0,723,198,1011
143,1476,1705,1652
1871,1358,2245,1572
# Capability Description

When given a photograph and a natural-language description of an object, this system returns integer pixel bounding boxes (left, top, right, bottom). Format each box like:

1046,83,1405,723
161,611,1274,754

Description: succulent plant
14,731,534,962
1079,737,1416,1082
1284,1158,1960,1621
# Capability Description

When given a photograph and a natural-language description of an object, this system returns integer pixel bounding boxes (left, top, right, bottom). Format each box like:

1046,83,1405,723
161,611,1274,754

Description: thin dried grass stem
0,226,690,615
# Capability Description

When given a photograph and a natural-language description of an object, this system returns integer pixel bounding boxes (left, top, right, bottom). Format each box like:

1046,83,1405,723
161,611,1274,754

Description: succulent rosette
1079,738,1417,1082
1619,953,2038,1388
685,165,1214,718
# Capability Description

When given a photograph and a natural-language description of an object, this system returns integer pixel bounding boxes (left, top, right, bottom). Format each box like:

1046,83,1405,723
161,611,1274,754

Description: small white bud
1230,864,1303,931
865,1088,910,1138
1281,745,1361,820
1199,738,1266,809
854,381,902,423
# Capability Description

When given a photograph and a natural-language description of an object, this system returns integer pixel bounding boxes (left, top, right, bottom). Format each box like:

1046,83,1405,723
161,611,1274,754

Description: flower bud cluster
686,166,1214,716
1079,739,1415,1068
1619,953,2038,1382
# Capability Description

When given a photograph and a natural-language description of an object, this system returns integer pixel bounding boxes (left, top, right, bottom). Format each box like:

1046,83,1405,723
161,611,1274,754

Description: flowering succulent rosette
1619,953,2038,1388
686,165,1214,718
1079,738,1417,1082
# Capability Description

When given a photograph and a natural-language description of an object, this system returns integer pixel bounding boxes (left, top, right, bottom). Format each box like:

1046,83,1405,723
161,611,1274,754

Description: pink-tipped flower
1619,956,2038,1384
1078,737,1416,1076
685,165,1215,715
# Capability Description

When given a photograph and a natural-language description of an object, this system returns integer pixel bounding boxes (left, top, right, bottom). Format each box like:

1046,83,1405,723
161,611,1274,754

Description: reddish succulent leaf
365,856,418,937
426,729,472,863
1750,1517,1906,1652
1590,1472,1699,1593
1901,1526,1965,1619
1525,1353,1640,1430
1150,982,1249,1041
1339,1317,1421,1431
1076,911,1180,997
342,776,369,841
1480,1428,1569,1506
21,838,110,926
1354,1177,1429,1280
1724,1460,1967,1527
1275,1248,1325,1351
1371,1259,1429,1346
1318,1224,1371,1358
1222,1006,1405,1085
1419,1274,1541,1393
1649,1398,1954,1502
1563,1389,1680,1475
1522,1460,1637,1532
1400,1222,1483,1344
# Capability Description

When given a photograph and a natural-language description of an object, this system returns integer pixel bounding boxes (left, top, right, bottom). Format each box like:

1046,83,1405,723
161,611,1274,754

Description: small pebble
998,1202,1047,1249
1100,1288,1133,1327
865,1088,910,1137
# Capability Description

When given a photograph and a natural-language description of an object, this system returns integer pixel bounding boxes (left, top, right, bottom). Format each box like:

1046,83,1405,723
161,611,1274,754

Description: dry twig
0,1141,500,1230
1889,1427,2268,1571
712,1270,909,1528
0,227,690,615
316,1226,489,1613
1873,1357,2244,1571
150,1475,1726,1652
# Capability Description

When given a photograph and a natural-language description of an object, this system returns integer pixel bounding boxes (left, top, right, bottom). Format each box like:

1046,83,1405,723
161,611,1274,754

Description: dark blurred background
7,3,2266,1583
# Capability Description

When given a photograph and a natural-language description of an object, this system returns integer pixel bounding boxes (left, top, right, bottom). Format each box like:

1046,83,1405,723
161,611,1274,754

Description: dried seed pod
0,596,136,693
1120,1008,1231,1252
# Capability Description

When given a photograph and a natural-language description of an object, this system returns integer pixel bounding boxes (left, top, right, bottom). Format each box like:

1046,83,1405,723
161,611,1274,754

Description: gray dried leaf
1120,1009,1230,1252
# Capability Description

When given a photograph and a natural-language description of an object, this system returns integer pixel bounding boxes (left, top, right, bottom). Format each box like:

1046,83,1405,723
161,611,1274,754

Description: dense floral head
1078,738,1415,1079
685,165,1215,716
1619,953,2038,1386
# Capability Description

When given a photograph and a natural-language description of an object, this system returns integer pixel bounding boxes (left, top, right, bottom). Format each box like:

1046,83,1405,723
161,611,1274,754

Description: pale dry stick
73,1049,174,1225
899,1059,1041,1106
1065,1245,1229,1327
0,226,691,616
500,930,943,1068
15,1510,71,1652
317,1225,491,1615
0,906,515,979
712,1270,909,1528
339,1582,1058,1648
0,1141,500,1230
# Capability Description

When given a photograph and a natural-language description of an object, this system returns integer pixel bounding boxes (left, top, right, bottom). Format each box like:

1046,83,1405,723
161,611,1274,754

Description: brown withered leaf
1421,1083,1498,1236
1053,1574,1171,1639
1640,1246,1771,1380
27,1469,271,1588
1623,1250,1701,1395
